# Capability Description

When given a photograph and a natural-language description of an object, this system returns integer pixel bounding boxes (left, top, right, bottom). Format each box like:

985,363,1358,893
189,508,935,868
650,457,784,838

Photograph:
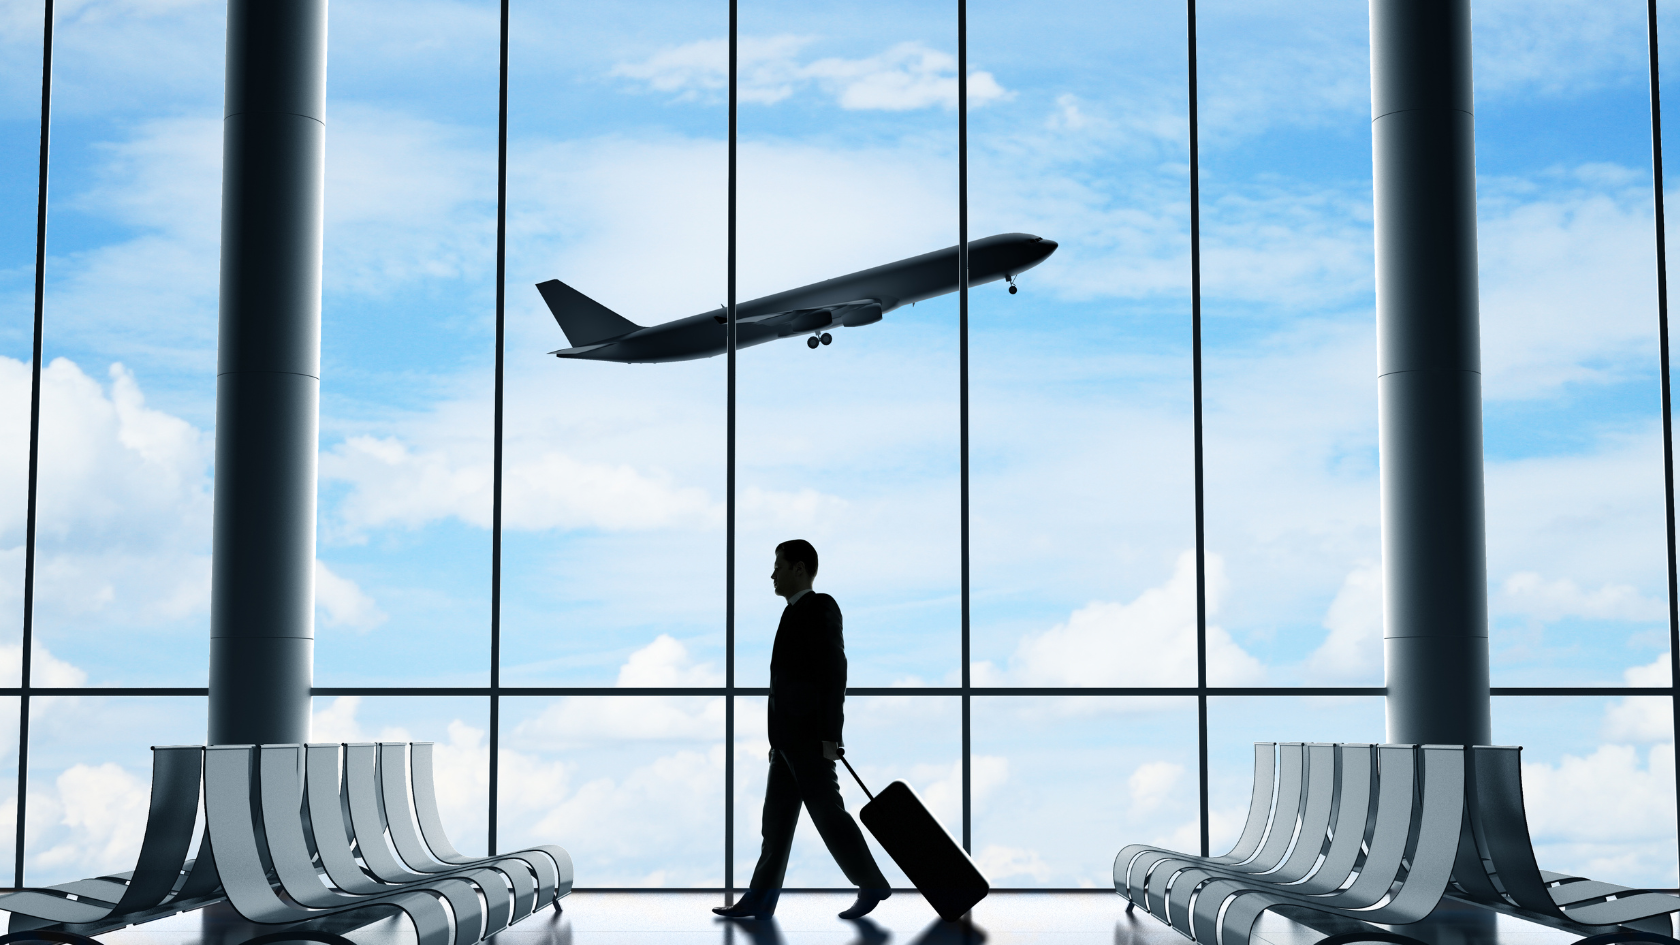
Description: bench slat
204,745,454,945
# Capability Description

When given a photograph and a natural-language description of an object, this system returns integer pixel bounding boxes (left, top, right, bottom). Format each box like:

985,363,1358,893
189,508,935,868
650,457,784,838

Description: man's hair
775,539,819,578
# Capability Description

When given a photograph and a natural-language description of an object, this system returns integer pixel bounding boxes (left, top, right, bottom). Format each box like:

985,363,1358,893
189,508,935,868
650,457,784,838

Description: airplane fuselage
547,232,1057,363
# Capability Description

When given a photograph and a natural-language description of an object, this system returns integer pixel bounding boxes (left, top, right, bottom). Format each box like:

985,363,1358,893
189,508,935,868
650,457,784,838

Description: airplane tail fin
536,279,643,346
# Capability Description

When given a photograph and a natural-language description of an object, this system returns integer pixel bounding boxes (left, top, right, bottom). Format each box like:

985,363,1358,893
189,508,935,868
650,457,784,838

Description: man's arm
815,596,847,749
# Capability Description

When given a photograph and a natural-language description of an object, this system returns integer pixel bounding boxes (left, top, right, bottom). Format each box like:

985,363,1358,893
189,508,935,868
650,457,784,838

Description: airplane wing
739,299,882,335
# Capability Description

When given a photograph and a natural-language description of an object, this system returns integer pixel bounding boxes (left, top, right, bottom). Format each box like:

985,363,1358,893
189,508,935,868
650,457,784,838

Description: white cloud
1484,430,1669,610
974,844,1052,884
306,697,491,855
1186,0,1649,146
977,551,1264,689
36,117,222,367
1157,805,1249,859
0,358,213,657
1521,742,1677,886
0,644,89,690
1,359,211,545
0,0,222,121
1500,571,1665,623
1304,564,1383,683
913,755,1008,829
1473,0,1647,97
1604,655,1675,743
30,763,151,876
321,435,715,535
324,103,496,296
515,745,722,885
314,560,388,632
612,35,1008,111
1184,0,1370,146
614,634,724,688
1128,760,1183,814
310,695,366,744
1478,176,1662,402
513,636,723,749
320,431,858,541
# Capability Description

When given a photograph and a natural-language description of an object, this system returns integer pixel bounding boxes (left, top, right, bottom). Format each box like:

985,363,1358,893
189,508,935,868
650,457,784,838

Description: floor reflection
92,890,1625,945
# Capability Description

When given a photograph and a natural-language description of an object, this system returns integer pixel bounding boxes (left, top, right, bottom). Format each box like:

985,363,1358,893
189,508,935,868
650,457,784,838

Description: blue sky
0,0,1678,889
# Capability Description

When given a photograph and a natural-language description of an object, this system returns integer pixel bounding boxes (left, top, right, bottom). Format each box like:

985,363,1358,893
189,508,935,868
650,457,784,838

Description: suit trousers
746,747,888,894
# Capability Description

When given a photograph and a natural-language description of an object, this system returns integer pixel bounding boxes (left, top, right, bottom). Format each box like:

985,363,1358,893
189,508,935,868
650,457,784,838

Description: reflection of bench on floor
1114,742,1680,945
0,741,572,945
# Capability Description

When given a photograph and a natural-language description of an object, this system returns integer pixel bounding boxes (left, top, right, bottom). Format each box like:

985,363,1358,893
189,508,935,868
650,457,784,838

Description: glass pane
1476,2,1670,687
733,695,959,889
0,698,17,876
1197,2,1381,685
1206,696,1386,855
23,696,203,887
312,1,500,686
501,695,723,886
973,696,1198,887
310,695,491,858
733,0,961,690
498,0,727,686
29,2,225,685
967,0,1199,690
0,4,44,689
1494,694,1677,888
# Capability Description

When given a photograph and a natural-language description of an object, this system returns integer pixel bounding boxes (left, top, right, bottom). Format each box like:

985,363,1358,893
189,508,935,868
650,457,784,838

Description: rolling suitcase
840,753,989,921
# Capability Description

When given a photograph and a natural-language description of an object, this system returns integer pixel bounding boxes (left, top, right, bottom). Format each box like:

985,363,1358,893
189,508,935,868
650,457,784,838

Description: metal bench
0,742,571,945
0,746,225,935
1115,742,1680,945
1449,746,1679,936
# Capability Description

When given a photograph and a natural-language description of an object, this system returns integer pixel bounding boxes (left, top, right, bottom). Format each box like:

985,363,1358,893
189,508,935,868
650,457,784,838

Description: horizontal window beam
0,686,1666,697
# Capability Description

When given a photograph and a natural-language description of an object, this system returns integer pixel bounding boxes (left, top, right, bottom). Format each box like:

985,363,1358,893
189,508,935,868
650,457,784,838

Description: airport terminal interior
4,0,1680,944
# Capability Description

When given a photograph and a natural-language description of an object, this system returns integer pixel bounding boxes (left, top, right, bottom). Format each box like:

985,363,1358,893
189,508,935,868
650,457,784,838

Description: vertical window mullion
724,0,739,902
488,0,511,858
1642,0,1680,882
16,0,57,888
1186,0,1210,860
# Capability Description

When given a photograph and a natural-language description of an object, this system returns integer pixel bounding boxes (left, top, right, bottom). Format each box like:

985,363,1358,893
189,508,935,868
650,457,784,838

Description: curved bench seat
1116,741,1680,945
0,746,225,933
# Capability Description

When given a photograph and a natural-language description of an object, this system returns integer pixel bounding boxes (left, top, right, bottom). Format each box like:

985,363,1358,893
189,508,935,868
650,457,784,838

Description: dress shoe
713,890,778,919
838,888,891,919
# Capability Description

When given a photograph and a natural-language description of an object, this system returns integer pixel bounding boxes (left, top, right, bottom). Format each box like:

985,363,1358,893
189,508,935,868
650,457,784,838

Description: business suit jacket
767,591,847,750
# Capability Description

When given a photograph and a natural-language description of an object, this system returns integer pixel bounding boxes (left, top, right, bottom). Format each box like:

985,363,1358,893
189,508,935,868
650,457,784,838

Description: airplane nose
1036,238,1058,257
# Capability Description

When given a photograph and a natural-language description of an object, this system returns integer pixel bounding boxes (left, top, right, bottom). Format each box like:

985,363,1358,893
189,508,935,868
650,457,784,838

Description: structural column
1372,0,1492,746
208,0,326,746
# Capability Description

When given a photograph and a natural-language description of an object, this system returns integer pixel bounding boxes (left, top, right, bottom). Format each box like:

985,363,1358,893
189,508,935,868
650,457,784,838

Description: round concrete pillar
208,0,326,746
1371,0,1492,746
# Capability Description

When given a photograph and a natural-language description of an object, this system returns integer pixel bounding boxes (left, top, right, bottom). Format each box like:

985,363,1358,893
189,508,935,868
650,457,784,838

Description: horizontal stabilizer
536,279,643,346
548,342,615,358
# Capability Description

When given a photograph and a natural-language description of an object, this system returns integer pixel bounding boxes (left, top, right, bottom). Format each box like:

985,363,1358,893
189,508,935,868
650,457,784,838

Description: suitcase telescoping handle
837,749,875,801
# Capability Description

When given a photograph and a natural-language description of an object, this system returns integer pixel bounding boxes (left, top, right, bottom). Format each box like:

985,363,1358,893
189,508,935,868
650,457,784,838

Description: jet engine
838,301,883,327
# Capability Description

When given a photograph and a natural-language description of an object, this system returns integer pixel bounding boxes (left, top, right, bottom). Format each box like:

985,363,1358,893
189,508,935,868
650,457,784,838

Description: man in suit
714,539,891,921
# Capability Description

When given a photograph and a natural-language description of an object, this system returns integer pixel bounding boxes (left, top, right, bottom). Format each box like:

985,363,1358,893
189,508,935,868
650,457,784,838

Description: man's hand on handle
822,740,841,761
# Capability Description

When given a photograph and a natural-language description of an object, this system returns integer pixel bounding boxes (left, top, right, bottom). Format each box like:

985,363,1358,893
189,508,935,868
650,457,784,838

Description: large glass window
732,0,962,690
313,0,501,687
2,0,1676,895
29,1,225,688
498,0,727,688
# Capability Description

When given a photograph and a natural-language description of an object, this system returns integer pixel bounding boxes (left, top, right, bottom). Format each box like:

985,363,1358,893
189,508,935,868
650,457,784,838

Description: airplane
537,232,1057,363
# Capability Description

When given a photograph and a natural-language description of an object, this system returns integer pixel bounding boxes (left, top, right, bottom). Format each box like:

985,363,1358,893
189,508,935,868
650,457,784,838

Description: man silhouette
713,539,891,921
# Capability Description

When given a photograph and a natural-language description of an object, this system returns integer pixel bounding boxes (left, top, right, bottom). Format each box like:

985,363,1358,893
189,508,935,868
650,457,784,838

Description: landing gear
1007,275,1018,295
808,336,820,349
808,332,832,349
820,332,832,345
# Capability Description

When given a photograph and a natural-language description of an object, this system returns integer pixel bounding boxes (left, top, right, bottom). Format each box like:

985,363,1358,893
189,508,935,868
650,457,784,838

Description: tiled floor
91,891,1610,945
